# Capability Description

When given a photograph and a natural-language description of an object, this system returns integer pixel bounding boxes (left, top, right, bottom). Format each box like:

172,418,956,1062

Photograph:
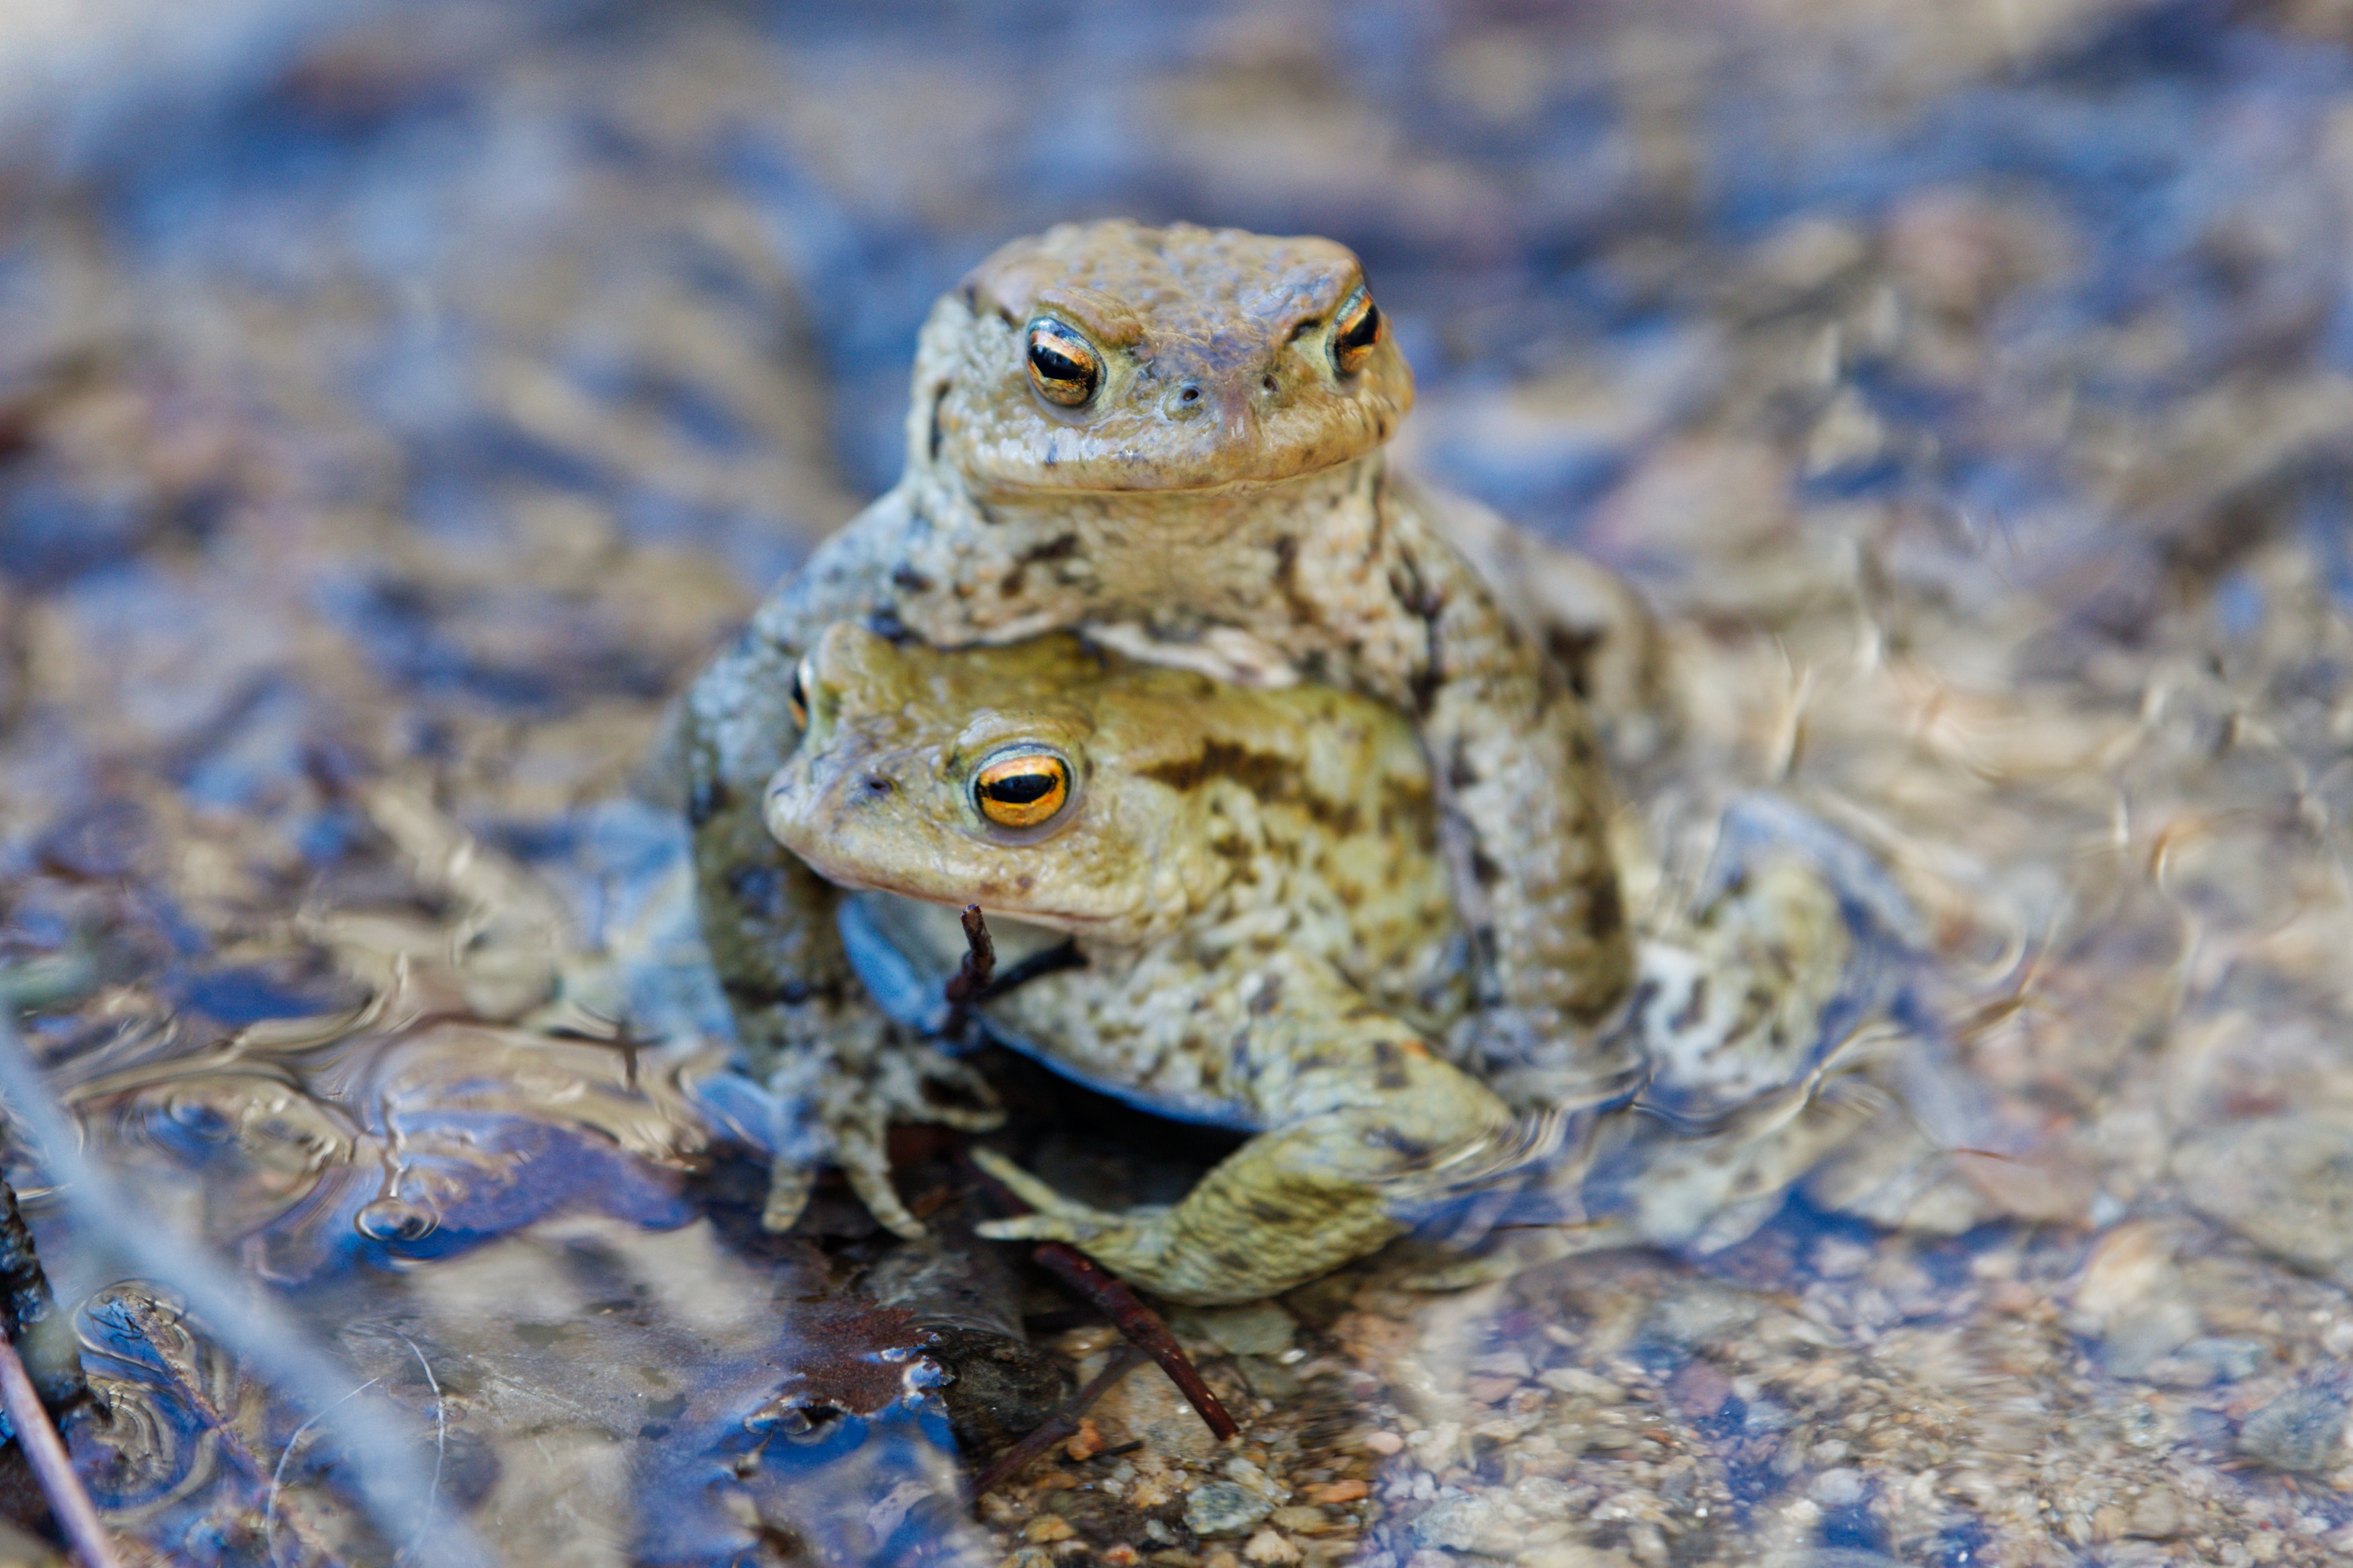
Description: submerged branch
960,1153,1238,1446
0,1333,120,1568
0,1156,84,1417
1027,1242,1238,1442
964,1342,1144,1499
0,1143,112,1568
0,1007,500,1567
939,909,1238,1447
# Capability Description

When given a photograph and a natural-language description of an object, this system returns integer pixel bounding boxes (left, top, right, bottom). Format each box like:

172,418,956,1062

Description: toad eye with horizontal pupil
1024,319,1102,408
973,752,1071,829
787,655,813,730
1331,286,1382,376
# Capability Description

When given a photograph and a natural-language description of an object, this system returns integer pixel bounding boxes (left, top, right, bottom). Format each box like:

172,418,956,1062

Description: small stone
1186,1483,1277,1540
1305,1480,1368,1505
1640,1281,1767,1351
2128,1489,2184,1540
1237,1356,1304,1401
1359,1430,1404,1456
1402,1421,1464,1471
2176,1117,2353,1287
1536,1366,1624,1403
1178,1302,1298,1358
1066,1419,1105,1462
1101,1549,1142,1568
2073,1221,2171,1322
1519,1549,1614,1568
1092,1358,1220,1462
1026,1516,1079,1544
1242,1529,1301,1565
2237,1373,2350,1475
2184,1337,2268,1383
1667,1360,1732,1419
2154,1336,2268,1387
2100,1303,2201,1379
1222,1457,1283,1499
1410,1491,1502,1553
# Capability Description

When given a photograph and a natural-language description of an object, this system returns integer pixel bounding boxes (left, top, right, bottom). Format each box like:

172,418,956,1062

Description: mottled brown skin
766,624,1519,1304
743,622,1884,1298
682,220,1637,1238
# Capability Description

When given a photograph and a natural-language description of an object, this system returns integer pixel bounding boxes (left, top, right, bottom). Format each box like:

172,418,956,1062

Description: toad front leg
973,1020,1517,1305
684,522,1000,1235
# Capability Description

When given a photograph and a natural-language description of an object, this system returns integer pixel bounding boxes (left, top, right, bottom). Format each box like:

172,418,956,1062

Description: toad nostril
1261,375,1277,392
863,776,894,796
1179,385,1199,403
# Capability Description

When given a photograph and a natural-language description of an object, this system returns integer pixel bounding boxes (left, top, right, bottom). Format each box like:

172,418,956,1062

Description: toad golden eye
787,654,813,730
1331,286,1382,376
1025,319,1102,408
973,751,1072,828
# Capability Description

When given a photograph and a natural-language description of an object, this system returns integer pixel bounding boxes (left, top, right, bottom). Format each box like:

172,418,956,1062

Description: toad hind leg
974,1028,1515,1305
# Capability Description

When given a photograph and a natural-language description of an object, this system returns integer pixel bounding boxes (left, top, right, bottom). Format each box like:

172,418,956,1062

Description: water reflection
6,0,2353,1562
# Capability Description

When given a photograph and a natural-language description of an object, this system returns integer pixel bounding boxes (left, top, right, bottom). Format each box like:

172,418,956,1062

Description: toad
764,628,1915,1303
764,622,1529,1303
681,220,1645,1235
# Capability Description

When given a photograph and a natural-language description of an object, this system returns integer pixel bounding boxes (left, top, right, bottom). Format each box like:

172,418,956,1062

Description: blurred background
8,2,2353,1565
8,0,2353,737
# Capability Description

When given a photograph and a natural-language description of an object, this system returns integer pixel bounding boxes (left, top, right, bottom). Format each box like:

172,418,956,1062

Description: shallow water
7,1,2353,1563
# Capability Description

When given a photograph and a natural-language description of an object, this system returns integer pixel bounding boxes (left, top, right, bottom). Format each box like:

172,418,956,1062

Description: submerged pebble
2175,1116,2353,1287
2235,1371,2352,1475
1185,1481,1277,1539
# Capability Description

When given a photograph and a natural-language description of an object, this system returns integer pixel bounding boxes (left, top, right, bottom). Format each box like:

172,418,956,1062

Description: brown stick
1027,1242,1238,1442
0,1167,82,1416
0,1335,122,1568
960,1148,1238,1444
965,1342,1144,1499
941,909,1236,1444
939,905,996,1041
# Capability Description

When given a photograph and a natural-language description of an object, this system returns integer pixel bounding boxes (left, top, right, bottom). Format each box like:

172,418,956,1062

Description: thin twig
960,1154,1238,1443
965,1342,1144,1500
1026,1243,1238,1442
938,905,995,1040
265,1376,382,1567
0,1332,121,1568
938,909,1238,1446
394,1335,446,1566
0,1009,497,1566
0,1169,80,1414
